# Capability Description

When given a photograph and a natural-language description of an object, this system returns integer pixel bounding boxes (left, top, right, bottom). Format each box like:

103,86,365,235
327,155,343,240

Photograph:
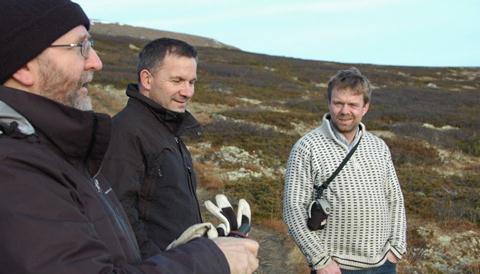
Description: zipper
175,137,203,222
88,172,142,263
88,153,142,262
94,178,101,192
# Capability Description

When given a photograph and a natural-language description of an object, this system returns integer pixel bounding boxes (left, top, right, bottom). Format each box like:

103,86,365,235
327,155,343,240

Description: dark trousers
310,260,396,274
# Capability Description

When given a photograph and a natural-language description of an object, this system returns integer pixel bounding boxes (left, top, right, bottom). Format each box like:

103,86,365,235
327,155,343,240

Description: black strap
314,136,362,199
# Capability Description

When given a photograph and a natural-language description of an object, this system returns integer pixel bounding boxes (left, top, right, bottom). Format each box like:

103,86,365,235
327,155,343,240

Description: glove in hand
205,194,251,237
166,222,218,250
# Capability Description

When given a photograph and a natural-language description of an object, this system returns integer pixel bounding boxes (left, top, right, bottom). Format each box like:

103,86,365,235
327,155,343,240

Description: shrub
457,134,480,156
400,167,480,225
194,162,224,191
199,119,300,167
224,176,284,221
221,107,319,131
384,136,440,166
283,97,328,114
194,82,240,106
405,224,430,265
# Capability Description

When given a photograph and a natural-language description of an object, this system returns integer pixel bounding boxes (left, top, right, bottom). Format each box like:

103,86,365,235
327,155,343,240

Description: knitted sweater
283,114,407,270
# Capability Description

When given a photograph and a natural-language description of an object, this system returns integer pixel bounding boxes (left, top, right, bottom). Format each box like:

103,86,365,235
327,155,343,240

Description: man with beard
283,68,406,274
0,0,259,273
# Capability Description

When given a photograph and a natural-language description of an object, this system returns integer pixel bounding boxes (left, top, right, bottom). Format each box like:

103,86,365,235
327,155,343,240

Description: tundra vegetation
90,28,480,274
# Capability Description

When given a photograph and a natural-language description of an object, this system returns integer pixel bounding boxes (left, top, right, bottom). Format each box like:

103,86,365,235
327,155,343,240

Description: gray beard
70,94,93,111
65,81,93,111
36,55,94,111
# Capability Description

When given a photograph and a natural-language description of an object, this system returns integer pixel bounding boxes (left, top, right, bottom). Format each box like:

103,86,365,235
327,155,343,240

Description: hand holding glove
166,194,252,250
205,194,251,237
166,222,218,250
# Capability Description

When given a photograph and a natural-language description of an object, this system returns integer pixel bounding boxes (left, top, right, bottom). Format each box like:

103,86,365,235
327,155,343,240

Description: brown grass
90,85,127,116
194,162,224,191
258,218,289,235
385,136,440,166
461,263,480,274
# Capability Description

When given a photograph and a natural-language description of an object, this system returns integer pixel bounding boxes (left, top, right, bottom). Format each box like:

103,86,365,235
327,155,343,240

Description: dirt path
250,226,298,274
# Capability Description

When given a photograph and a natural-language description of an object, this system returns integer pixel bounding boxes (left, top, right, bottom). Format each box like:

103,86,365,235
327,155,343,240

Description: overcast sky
75,0,479,67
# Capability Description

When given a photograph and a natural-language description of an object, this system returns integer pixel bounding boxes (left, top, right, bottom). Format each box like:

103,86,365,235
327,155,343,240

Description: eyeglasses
50,39,94,58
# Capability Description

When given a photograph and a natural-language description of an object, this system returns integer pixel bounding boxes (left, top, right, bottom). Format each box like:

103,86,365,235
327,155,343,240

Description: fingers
387,251,398,263
242,238,259,257
237,199,251,234
206,194,252,236
215,194,238,230
317,260,341,274
205,199,231,233
217,223,228,237
247,251,259,274
215,194,233,208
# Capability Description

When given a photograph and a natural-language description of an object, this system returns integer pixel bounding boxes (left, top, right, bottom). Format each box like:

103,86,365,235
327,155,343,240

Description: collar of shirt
328,119,362,151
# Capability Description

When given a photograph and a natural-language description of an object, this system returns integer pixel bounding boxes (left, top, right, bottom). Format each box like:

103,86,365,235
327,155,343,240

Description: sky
75,0,479,67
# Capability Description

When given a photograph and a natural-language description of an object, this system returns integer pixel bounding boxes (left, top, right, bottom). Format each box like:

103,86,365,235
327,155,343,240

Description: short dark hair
327,67,372,104
136,38,197,82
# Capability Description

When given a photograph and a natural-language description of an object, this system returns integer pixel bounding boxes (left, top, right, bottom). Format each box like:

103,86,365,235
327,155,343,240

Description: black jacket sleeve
101,124,162,258
0,156,229,274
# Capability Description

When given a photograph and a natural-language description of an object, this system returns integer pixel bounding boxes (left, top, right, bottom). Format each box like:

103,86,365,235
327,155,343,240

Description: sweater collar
320,113,365,150
125,83,201,136
0,85,111,175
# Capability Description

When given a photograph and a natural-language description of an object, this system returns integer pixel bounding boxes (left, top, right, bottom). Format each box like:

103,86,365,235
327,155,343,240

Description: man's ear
10,64,35,87
139,69,152,96
362,102,370,116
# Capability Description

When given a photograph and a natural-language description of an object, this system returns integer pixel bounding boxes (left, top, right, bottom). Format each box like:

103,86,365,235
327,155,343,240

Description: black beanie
0,0,90,84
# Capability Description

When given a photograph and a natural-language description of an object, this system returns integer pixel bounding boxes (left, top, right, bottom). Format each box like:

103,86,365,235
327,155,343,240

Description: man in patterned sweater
283,67,406,274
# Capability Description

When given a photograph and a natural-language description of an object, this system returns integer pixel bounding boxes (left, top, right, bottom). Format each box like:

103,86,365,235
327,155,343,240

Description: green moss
224,177,284,220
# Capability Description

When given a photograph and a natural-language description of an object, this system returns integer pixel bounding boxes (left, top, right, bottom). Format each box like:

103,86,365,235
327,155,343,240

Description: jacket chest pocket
143,148,192,200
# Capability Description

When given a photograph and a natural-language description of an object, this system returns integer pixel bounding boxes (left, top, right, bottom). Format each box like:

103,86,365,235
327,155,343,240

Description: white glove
205,194,251,237
166,222,218,250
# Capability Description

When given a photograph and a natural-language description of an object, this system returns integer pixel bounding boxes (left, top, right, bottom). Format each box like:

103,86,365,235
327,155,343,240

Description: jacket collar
0,85,111,175
0,100,35,135
125,83,201,136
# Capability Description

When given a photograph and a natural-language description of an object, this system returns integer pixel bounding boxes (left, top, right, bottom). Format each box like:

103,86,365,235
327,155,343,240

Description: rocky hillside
91,22,237,49
89,24,480,274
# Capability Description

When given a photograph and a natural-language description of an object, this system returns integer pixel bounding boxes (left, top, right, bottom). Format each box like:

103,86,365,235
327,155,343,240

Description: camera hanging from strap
307,135,362,230
314,135,362,199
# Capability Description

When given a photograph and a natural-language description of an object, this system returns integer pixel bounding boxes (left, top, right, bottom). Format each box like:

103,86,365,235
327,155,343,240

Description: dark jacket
101,84,203,256
0,85,229,274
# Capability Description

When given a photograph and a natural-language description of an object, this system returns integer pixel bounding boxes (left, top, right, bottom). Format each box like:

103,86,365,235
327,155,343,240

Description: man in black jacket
0,1,259,273
101,38,205,256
